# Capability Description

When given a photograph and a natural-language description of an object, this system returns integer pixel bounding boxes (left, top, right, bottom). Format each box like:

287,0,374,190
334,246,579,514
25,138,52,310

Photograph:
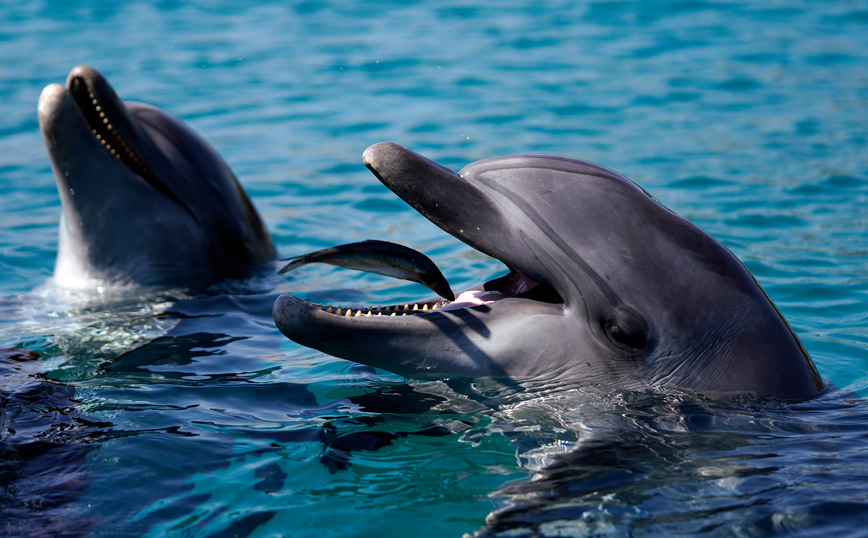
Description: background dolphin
273,142,825,400
38,65,275,288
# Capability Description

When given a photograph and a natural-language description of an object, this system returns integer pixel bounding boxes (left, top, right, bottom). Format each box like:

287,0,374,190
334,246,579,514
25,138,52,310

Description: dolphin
273,142,824,400
38,65,275,288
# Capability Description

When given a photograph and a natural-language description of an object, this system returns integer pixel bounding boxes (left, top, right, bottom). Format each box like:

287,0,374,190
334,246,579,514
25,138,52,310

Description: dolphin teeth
345,309,352,317
365,311,372,317
413,304,419,310
336,307,342,315
422,304,429,311
354,310,361,317
390,312,396,317
326,307,333,314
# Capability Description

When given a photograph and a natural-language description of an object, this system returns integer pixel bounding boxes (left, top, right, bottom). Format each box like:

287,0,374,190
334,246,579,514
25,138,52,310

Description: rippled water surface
1,1,868,537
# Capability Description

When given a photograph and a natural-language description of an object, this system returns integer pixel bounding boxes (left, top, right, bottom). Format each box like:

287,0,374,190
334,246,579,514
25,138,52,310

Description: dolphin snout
37,83,68,122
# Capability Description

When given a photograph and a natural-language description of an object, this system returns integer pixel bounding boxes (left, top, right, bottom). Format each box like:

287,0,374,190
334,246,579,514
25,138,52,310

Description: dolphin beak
362,142,511,265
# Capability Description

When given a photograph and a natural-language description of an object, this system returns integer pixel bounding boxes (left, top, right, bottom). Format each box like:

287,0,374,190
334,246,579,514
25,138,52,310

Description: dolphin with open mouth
273,142,824,400
38,65,275,288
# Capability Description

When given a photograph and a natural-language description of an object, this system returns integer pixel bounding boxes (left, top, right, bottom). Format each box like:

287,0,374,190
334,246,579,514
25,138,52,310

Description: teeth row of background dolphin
87,92,151,180
318,302,446,317
89,93,127,160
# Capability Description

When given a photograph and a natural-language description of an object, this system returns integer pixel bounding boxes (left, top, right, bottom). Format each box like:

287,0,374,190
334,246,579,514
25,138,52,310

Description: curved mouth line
68,76,154,182
299,268,564,320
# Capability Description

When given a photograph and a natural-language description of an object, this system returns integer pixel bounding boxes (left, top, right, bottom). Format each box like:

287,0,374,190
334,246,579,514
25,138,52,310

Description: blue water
1,1,868,536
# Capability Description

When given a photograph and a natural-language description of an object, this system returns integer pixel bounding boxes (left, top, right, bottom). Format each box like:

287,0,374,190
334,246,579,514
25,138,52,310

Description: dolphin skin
273,142,824,400
279,240,455,302
38,65,274,288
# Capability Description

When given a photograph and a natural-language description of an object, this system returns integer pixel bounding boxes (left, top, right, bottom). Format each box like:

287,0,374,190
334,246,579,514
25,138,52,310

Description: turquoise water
2,1,868,536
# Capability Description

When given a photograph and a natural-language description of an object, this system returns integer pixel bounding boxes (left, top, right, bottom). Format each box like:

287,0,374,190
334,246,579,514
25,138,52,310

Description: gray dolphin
38,65,275,288
273,142,824,400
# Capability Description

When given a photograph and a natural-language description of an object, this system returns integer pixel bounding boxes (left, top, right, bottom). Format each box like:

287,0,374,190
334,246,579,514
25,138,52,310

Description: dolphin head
38,65,274,288
273,142,824,400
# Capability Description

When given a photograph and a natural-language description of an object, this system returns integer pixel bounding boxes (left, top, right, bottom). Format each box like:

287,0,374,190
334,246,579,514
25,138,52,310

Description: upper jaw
362,142,559,290
362,143,510,264
354,143,574,310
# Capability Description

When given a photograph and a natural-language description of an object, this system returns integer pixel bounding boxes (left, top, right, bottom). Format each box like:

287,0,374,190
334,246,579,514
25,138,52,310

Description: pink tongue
437,272,540,312
438,290,504,312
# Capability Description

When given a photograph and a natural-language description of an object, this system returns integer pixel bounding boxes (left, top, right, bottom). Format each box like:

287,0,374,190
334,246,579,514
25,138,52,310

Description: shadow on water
0,289,318,538
100,332,250,379
0,348,110,538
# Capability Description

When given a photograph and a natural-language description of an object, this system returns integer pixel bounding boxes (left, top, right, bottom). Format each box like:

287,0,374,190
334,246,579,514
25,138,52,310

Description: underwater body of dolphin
38,65,275,288
273,142,825,400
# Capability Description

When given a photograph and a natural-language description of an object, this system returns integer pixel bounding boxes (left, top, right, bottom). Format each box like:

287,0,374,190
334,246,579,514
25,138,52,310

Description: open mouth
276,142,567,327
278,142,571,327
277,238,558,318
272,142,573,379
285,261,562,320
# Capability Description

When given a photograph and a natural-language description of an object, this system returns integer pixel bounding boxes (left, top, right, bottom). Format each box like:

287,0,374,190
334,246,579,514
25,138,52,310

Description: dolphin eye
606,322,647,351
